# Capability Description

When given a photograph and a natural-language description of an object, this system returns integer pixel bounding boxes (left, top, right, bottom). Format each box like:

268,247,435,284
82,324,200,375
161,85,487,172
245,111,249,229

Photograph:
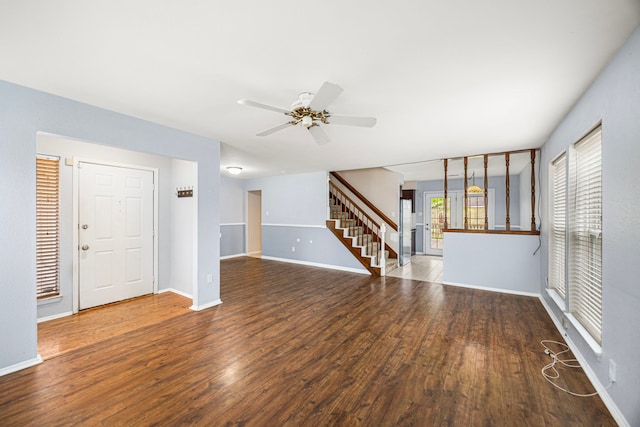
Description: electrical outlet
291,246,295,252
609,360,616,383
207,273,213,283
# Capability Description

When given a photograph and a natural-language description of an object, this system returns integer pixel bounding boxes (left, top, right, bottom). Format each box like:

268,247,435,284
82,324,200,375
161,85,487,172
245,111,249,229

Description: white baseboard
441,281,540,298
190,298,223,311
158,288,193,300
260,255,370,275
37,311,73,323
0,355,43,377
538,297,629,427
220,253,246,260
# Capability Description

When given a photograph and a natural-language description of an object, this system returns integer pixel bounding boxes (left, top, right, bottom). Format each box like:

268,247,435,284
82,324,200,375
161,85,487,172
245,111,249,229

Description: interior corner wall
0,80,221,374
220,175,245,257
538,26,640,426
170,159,197,297
337,168,401,222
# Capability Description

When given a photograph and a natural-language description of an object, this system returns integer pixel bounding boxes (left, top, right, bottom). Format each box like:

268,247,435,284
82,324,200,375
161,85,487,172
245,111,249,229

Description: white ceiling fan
237,81,376,145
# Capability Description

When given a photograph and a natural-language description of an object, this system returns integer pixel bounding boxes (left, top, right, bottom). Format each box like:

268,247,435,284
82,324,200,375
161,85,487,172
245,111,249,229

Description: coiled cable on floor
540,340,607,397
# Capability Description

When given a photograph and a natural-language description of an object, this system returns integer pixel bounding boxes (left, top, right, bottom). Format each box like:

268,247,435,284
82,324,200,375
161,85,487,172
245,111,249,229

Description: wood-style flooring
386,255,443,283
0,257,614,426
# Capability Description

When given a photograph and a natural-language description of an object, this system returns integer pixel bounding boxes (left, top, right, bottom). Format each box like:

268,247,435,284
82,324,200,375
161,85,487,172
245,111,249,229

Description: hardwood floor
1,257,614,426
38,292,193,360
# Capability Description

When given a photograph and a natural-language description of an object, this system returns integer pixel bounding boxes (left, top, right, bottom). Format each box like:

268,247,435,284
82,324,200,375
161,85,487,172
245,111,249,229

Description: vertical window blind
36,156,61,298
549,152,567,299
568,126,602,344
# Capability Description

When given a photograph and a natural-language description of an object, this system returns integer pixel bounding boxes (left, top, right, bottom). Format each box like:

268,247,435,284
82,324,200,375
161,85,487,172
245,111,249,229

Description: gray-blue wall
539,26,640,426
220,175,246,257
245,171,366,272
0,80,221,373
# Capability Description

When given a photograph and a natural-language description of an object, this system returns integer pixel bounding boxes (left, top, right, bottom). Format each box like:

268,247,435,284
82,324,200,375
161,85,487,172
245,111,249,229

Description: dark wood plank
0,257,615,426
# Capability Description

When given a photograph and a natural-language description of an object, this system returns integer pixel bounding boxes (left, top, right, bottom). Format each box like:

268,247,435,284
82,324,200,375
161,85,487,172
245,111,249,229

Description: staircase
327,182,397,276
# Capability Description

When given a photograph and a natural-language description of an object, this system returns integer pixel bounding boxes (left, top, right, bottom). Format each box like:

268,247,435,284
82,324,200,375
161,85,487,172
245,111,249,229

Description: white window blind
568,126,602,344
549,152,567,299
36,156,61,298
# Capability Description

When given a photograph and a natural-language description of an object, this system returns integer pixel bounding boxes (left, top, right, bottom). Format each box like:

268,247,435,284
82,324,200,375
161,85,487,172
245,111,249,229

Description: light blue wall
220,176,245,257
0,81,221,373
245,171,367,272
443,232,540,294
247,171,328,226
262,225,364,270
539,26,640,426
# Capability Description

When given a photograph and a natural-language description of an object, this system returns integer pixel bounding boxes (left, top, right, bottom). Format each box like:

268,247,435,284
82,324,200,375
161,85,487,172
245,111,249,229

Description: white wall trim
158,288,193,300
261,255,370,275
441,281,540,298
37,311,73,323
0,355,43,378
539,297,628,427
190,298,223,311
220,253,246,260
262,223,326,229
220,222,246,226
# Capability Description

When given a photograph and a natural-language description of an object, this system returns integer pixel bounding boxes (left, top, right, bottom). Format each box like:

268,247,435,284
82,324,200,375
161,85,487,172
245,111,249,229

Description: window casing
549,152,567,300
36,156,61,299
568,126,602,345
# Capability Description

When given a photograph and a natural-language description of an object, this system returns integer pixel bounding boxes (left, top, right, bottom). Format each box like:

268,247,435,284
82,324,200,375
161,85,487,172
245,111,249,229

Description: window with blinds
549,152,567,300
568,126,602,345
36,156,61,299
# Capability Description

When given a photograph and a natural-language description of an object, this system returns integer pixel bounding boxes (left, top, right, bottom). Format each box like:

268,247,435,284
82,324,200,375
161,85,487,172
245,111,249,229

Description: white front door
78,162,154,309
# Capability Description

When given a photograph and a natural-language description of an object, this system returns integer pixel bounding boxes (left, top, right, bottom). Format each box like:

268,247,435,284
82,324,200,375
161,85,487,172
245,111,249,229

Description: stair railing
329,181,385,268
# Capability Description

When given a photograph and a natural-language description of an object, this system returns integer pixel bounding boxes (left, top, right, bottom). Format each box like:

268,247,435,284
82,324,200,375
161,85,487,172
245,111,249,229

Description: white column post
380,223,386,276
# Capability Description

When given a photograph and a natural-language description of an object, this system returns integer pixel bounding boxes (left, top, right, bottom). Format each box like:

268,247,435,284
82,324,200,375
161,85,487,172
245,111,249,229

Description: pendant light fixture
467,171,483,194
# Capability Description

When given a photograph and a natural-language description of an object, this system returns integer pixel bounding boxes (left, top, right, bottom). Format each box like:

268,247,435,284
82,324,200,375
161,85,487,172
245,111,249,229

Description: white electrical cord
540,340,610,397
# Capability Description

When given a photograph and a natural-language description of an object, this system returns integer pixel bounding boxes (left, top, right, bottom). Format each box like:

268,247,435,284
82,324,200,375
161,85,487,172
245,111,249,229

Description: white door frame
72,158,158,313
423,192,445,256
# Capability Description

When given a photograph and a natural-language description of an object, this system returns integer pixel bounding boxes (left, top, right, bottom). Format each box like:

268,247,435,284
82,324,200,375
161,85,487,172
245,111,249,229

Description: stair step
356,234,372,245
348,226,364,237
340,219,356,228
364,242,380,256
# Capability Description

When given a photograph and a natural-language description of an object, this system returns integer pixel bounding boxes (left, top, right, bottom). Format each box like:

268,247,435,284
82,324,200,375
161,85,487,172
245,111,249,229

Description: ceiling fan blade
308,125,331,145
238,99,290,114
257,122,294,136
327,115,377,127
308,82,343,111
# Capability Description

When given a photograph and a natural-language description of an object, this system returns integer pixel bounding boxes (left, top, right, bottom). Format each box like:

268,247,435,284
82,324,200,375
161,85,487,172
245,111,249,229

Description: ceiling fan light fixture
301,115,313,128
227,166,243,175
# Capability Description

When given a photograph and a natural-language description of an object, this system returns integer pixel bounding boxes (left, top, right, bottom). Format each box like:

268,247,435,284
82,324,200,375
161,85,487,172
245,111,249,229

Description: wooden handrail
443,228,540,236
329,172,398,231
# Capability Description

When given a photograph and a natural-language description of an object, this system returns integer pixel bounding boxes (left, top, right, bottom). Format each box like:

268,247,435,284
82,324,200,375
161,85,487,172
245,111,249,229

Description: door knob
81,245,89,251
82,224,89,229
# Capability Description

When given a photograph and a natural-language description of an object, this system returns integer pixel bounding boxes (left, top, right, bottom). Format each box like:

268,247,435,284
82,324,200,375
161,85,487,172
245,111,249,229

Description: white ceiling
1,1,639,180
